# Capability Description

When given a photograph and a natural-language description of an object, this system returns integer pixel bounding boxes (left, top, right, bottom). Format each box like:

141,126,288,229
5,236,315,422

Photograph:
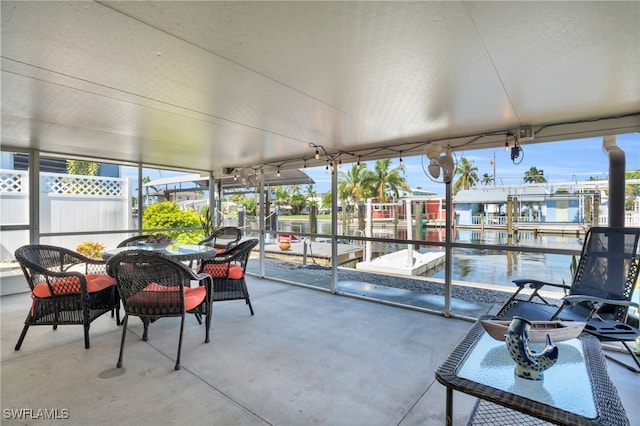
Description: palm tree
625,169,640,210
338,163,375,207
273,186,290,206
288,185,306,214
304,184,318,207
523,167,547,183
136,176,159,207
481,173,494,186
453,157,478,194
368,159,410,203
66,160,99,176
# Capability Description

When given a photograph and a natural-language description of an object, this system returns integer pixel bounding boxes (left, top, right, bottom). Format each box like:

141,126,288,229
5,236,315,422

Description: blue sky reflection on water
423,229,579,288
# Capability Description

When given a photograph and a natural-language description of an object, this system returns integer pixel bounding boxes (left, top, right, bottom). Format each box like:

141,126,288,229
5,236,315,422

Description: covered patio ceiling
1,1,639,179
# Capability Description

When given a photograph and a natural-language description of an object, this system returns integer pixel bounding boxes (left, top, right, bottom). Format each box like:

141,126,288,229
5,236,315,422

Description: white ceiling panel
1,1,638,177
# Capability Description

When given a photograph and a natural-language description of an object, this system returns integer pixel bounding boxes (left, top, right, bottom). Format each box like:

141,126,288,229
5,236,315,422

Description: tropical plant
66,160,99,176
288,185,307,214
199,206,218,237
338,163,374,207
481,173,494,186
368,159,410,203
523,166,547,183
231,193,257,217
239,196,257,216
64,160,101,195
625,169,640,210
322,191,332,210
273,186,290,206
453,157,479,194
304,184,318,207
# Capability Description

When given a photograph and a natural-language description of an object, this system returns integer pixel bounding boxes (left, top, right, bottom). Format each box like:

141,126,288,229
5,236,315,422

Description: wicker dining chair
14,244,120,350
198,238,259,315
198,227,242,252
106,250,213,370
116,235,153,248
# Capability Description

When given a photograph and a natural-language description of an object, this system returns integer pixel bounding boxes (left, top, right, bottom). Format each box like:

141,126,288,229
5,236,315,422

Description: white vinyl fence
1,170,131,261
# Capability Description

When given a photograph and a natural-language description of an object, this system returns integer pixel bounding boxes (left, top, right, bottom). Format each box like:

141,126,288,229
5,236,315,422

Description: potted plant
199,206,219,239
76,241,106,260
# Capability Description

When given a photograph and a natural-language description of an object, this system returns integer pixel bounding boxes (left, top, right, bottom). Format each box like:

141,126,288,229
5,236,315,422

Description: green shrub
142,201,203,244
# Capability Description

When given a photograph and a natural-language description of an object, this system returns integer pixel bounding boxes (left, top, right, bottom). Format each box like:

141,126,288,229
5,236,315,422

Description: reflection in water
278,221,582,287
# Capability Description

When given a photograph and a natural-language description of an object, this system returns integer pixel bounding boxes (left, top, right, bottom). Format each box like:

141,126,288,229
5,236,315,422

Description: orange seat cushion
126,282,206,311
32,274,116,298
183,286,207,311
203,263,244,279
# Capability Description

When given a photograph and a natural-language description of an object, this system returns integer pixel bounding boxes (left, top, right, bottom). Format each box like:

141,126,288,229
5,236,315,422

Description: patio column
603,136,625,227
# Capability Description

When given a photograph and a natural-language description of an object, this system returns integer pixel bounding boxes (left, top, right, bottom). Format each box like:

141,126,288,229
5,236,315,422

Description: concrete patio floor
1,275,638,425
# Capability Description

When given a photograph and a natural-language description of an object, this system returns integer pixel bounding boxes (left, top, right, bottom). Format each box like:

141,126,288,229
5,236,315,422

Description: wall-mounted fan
239,169,259,189
424,145,454,184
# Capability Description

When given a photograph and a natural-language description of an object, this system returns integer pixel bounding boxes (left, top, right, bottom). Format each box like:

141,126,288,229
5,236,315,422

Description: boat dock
356,249,445,276
263,240,364,266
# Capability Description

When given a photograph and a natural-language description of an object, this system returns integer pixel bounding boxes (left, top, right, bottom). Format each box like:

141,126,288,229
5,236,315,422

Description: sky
302,133,640,195
129,133,639,196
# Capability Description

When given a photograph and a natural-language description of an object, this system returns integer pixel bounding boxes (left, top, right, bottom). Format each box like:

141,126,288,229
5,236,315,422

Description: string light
315,148,320,160
303,161,307,169
356,157,361,169
276,168,280,177
325,164,329,173
399,151,404,166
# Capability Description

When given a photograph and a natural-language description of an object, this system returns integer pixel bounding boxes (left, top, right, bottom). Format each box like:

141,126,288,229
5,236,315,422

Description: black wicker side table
435,319,629,426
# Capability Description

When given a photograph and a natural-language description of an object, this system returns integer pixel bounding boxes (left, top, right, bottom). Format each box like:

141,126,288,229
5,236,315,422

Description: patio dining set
12,226,257,370
9,226,640,424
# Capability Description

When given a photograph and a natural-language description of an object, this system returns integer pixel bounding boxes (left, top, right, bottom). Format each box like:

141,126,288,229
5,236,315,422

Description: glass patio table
435,317,629,426
103,244,217,263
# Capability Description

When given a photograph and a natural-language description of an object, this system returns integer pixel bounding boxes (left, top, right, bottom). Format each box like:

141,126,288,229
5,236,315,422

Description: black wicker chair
198,238,258,315
106,250,213,370
116,235,153,248
14,244,120,350
498,227,640,372
198,227,242,252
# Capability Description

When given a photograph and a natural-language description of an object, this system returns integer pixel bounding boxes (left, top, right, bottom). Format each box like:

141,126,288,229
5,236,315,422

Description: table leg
445,387,453,426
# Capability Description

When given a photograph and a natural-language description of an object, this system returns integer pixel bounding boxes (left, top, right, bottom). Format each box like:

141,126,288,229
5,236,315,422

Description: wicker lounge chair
14,244,120,350
198,238,258,315
106,250,213,370
497,226,640,372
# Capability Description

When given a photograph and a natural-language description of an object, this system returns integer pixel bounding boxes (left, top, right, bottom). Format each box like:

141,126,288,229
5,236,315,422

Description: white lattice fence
41,172,125,196
0,169,28,193
1,171,130,260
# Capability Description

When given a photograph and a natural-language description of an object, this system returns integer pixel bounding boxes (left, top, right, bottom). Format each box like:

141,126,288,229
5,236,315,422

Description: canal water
278,220,583,287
